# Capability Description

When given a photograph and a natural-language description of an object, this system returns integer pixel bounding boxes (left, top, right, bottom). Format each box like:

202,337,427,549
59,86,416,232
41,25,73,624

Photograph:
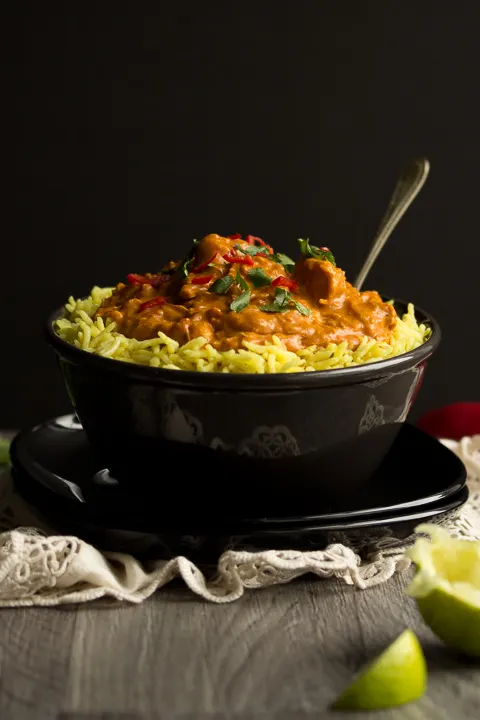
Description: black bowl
45,299,440,519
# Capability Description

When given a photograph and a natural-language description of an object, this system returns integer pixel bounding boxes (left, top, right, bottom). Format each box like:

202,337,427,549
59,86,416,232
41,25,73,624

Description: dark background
5,1,479,429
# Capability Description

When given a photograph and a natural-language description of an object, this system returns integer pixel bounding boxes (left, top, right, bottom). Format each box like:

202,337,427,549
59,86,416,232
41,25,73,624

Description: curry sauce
94,234,397,351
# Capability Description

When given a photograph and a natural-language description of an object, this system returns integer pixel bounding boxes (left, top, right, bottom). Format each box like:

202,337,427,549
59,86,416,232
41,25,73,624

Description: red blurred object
417,402,480,440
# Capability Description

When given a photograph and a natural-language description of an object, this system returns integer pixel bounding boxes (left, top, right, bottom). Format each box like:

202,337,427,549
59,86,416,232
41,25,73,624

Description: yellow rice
55,286,431,374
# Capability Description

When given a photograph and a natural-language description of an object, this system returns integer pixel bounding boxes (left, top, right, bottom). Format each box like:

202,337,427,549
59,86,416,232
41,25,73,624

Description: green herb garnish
298,238,336,266
210,275,234,294
290,298,311,316
271,252,295,274
234,244,270,257
261,287,291,313
261,287,311,316
247,267,272,288
236,271,249,292
178,239,200,278
230,293,250,312
230,271,251,312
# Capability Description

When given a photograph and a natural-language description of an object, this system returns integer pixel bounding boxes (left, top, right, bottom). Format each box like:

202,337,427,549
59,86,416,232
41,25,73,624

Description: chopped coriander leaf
234,244,270,257
262,304,290,313
179,258,194,278
235,270,250,292
230,290,250,312
291,298,311,316
261,287,290,313
178,244,198,278
228,271,251,312
247,267,272,288
298,238,336,266
273,287,290,306
209,275,234,294
272,252,295,274
261,287,311,315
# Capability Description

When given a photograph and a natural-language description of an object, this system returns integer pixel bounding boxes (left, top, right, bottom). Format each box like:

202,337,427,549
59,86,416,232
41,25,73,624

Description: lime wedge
332,629,427,711
406,523,480,657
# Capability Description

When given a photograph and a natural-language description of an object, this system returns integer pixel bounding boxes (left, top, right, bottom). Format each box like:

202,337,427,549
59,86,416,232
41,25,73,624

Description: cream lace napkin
0,436,479,606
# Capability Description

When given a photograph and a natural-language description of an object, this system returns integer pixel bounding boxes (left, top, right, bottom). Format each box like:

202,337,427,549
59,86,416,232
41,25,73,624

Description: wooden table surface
0,570,479,720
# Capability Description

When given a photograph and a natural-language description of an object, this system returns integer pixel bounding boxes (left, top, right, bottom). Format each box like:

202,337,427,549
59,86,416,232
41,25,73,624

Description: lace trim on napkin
0,436,479,606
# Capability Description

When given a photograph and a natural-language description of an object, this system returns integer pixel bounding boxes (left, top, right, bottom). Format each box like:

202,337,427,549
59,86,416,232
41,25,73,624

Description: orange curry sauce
94,234,396,352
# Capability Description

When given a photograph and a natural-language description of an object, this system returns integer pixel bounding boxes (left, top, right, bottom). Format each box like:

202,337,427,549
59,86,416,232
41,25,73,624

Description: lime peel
406,523,480,657
332,629,427,711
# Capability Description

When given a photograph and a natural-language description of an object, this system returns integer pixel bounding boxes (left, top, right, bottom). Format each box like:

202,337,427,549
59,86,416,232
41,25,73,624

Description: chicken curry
94,234,397,352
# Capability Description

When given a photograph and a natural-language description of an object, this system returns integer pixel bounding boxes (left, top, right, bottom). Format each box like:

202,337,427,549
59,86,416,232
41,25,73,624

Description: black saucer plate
10,414,467,527
6,415,468,564
9,414,469,561
10,461,469,561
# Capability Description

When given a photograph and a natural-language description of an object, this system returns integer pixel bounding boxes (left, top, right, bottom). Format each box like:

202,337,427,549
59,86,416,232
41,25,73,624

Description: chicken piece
193,234,233,266
294,258,347,304
345,291,397,341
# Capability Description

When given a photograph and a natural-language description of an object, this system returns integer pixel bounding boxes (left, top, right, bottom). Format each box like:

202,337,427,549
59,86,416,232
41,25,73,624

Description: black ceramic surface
45,300,440,509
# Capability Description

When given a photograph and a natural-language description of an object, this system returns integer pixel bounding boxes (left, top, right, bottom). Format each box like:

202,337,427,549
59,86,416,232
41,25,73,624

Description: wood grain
1,573,479,719
0,606,77,719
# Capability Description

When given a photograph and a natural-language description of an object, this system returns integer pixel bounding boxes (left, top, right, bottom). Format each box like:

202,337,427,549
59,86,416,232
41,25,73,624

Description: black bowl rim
45,298,441,391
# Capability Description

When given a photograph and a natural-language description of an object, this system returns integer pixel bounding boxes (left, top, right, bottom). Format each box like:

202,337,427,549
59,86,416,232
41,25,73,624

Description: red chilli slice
139,296,168,312
127,273,149,285
246,235,274,254
127,273,168,287
228,233,242,240
192,252,218,273
272,276,299,291
223,252,254,266
191,274,214,285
